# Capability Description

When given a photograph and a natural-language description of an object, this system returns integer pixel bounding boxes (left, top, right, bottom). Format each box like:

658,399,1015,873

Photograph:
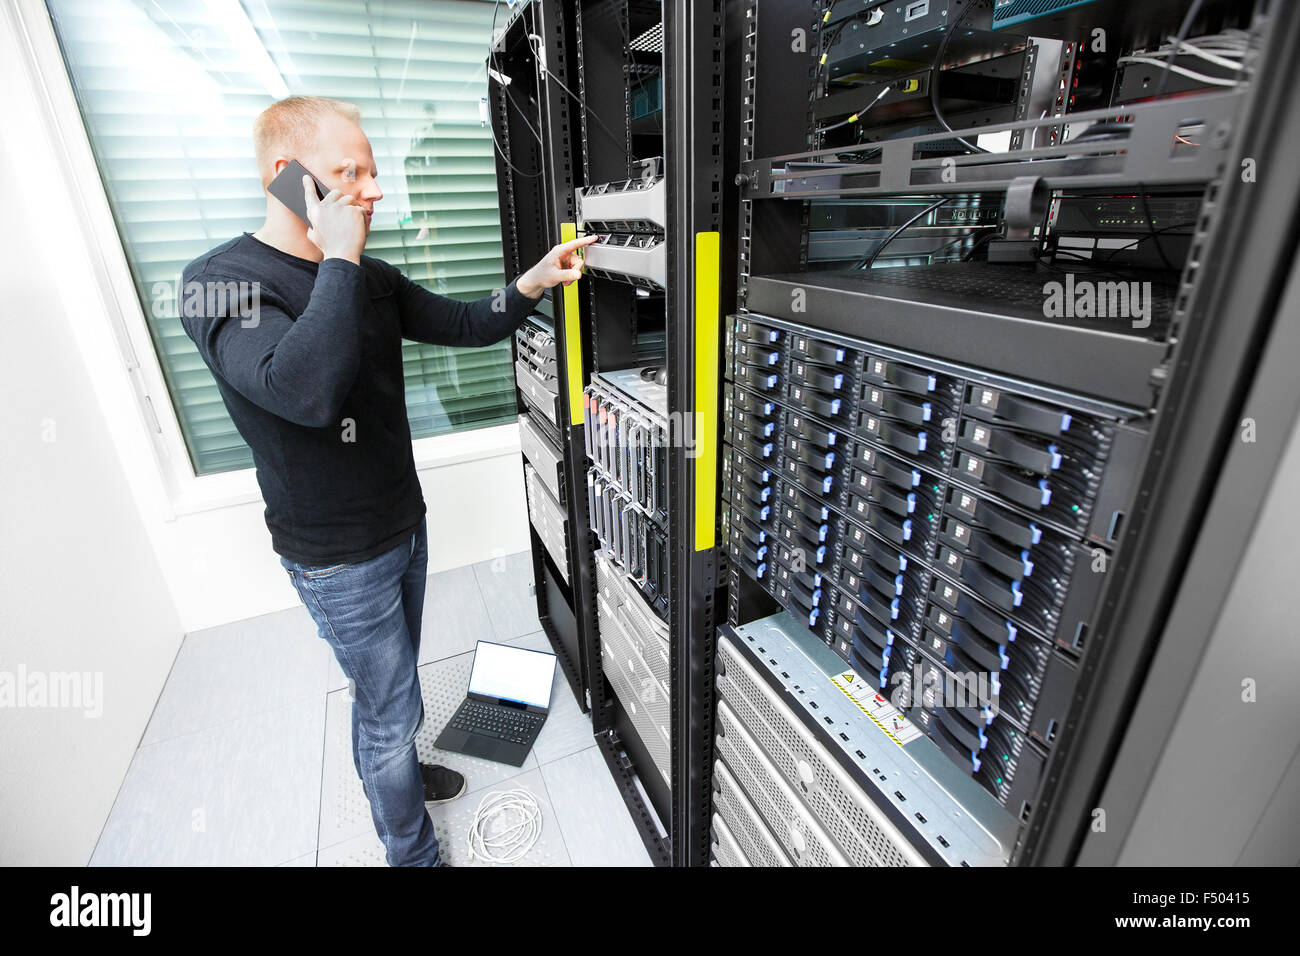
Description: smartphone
267,159,330,226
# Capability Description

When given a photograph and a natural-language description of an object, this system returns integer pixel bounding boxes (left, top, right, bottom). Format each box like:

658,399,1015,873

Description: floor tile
512,631,595,764
319,768,570,867
316,830,387,867
278,852,317,867
541,747,654,867
507,628,546,645
418,565,496,666
472,550,542,641
143,604,329,745
317,650,539,849
91,696,326,867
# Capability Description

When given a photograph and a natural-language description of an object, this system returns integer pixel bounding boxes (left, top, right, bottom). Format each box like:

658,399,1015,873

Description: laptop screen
467,640,557,709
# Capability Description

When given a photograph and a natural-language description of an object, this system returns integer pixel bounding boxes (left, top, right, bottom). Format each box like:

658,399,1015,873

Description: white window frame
9,0,521,518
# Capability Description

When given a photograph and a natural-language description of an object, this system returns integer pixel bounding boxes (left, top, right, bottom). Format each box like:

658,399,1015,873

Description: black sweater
181,233,541,565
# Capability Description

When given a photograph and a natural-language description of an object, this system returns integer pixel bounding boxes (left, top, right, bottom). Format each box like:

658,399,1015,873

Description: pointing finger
555,234,600,254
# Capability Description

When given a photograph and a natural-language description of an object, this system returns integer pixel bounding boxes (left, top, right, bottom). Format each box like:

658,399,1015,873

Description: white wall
158,438,531,633
0,127,185,866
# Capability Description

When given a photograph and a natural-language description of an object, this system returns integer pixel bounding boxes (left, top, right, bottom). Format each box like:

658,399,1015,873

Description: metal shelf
741,90,1246,202
745,271,1169,407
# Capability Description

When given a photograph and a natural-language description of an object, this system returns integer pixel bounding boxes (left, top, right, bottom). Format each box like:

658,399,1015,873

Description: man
180,96,595,867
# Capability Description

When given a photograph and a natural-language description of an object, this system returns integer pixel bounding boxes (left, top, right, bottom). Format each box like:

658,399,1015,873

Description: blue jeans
280,517,440,867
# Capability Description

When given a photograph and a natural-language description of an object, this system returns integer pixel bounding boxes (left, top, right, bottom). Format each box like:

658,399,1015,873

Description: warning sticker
829,669,923,747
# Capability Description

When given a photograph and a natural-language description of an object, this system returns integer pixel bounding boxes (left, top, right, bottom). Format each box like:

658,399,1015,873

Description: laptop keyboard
450,700,544,745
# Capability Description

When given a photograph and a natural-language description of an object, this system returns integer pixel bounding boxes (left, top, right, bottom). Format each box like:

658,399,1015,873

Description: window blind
47,0,517,475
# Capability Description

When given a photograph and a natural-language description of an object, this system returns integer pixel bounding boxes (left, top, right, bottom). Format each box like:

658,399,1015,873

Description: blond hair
252,96,362,184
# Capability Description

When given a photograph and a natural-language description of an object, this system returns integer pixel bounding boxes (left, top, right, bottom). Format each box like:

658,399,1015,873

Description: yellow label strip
559,222,584,426
694,231,720,553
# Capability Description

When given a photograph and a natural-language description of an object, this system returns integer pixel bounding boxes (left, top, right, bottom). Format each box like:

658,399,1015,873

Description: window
47,0,517,475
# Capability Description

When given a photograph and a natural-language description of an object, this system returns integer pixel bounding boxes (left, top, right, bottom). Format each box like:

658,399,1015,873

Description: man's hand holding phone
303,175,368,266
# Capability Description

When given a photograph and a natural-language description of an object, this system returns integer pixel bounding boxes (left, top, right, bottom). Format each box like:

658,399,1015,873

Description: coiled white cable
467,788,543,864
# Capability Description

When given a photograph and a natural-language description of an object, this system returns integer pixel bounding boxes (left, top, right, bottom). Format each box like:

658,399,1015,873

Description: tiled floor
91,552,652,868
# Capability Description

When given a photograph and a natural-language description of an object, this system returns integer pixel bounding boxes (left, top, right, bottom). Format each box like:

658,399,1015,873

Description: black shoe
420,763,467,804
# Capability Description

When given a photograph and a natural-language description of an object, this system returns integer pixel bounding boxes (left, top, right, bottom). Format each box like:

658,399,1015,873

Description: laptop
434,640,557,767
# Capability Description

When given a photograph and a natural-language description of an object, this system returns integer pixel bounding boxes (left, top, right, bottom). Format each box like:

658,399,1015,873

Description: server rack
490,0,598,715
491,0,738,867
712,0,1294,866
492,0,1297,867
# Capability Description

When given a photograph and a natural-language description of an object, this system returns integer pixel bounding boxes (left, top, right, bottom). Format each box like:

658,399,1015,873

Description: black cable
1096,219,1196,262
1141,0,1207,270
490,1,542,144
527,33,638,164
929,0,986,154
962,229,999,261
854,198,950,270
815,3,847,91
1137,185,1178,270
490,117,544,178
815,85,891,135
488,0,543,177
1032,249,1135,282
505,89,543,145
1154,0,1209,101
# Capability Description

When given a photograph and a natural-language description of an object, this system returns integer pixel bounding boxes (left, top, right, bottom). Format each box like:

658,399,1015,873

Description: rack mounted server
585,367,671,617
491,0,730,865
491,0,1300,868
710,0,1299,868
721,312,1142,815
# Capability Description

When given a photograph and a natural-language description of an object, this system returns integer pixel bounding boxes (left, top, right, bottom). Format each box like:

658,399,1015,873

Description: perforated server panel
515,318,562,432
525,464,569,585
713,619,1015,867
720,311,1147,815
595,549,672,788
519,412,564,504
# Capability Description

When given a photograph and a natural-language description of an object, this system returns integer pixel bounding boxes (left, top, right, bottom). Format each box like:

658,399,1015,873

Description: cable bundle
1117,28,1251,89
466,788,543,865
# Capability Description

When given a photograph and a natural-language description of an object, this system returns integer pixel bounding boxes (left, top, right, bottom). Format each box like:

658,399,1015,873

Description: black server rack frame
490,0,599,717
563,0,738,867
570,0,674,866
718,0,1286,866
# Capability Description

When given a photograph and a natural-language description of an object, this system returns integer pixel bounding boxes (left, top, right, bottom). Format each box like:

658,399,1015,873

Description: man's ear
273,157,290,176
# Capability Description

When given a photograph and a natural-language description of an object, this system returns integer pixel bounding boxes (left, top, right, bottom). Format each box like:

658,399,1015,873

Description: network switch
822,0,1024,81
518,412,565,505
525,463,569,584
514,317,563,431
